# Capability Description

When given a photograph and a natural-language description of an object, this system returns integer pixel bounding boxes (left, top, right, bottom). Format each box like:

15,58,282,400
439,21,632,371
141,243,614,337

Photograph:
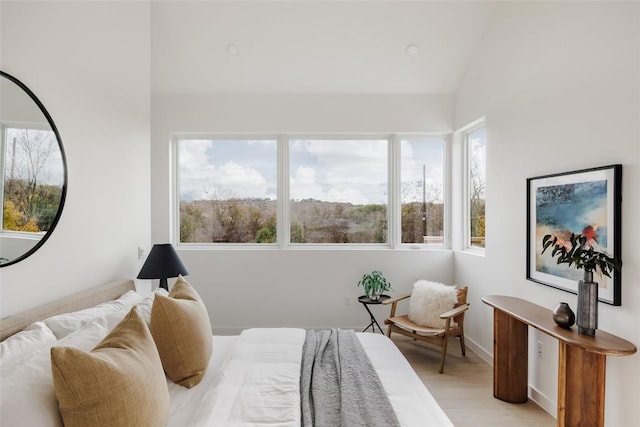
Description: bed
0,279,453,427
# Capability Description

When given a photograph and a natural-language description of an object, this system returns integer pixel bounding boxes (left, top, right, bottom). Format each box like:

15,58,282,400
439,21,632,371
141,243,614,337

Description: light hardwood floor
391,335,556,427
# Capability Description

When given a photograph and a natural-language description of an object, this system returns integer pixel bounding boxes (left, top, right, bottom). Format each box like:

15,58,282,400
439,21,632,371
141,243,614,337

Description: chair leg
439,335,449,374
459,326,466,356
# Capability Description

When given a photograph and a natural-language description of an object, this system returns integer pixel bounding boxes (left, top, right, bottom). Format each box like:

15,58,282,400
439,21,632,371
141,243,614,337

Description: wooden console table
482,295,636,427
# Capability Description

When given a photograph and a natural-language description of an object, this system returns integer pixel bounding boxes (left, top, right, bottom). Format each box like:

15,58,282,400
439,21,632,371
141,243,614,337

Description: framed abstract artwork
526,164,622,305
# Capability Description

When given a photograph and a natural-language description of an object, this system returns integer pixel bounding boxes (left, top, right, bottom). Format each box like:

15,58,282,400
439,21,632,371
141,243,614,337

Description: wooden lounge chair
383,286,469,374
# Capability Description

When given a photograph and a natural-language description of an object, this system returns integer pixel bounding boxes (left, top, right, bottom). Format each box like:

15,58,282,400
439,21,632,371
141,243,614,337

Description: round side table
358,295,391,334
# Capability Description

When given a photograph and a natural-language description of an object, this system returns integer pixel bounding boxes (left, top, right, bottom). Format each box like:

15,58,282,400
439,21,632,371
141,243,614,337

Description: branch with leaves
541,232,621,277
357,270,392,298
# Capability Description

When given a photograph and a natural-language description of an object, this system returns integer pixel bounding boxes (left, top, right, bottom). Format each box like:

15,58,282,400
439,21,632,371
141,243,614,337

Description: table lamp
137,243,189,291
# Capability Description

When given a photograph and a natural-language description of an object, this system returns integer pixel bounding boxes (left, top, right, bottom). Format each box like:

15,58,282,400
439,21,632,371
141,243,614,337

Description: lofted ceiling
151,1,497,95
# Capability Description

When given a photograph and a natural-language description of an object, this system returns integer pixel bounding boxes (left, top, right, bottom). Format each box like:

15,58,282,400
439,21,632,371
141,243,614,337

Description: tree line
179,198,449,244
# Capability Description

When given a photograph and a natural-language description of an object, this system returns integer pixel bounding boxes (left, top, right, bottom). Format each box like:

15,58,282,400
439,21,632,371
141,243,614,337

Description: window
2,126,64,234
466,125,486,249
289,138,388,244
174,134,451,248
177,138,277,243
400,138,445,244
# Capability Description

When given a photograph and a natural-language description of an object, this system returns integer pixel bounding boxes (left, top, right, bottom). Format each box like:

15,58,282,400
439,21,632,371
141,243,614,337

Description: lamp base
159,278,169,291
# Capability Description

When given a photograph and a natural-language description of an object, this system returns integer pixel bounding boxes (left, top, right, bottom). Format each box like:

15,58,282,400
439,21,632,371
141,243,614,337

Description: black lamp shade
137,244,189,290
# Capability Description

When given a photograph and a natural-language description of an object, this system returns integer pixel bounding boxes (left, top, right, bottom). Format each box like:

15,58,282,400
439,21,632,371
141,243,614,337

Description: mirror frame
0,70,68,268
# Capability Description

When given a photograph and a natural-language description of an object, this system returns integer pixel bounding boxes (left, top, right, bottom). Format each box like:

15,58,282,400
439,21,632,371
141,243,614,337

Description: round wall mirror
0,71,67,267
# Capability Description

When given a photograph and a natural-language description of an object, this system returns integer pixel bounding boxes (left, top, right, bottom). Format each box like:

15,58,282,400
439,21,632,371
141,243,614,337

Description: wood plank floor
391,335,556,427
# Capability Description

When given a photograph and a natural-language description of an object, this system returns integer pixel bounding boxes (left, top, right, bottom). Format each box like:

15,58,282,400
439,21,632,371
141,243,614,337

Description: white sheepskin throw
408,280,458,328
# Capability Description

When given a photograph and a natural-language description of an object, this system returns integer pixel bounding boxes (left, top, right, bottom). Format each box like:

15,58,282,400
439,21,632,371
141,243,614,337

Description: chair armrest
381,294,411,305
439,303,470,319
382,294,411,320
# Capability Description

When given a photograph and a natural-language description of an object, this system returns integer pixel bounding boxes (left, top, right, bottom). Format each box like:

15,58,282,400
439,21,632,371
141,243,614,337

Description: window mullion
277,135,289,248
171,136,180,245
443,134,452,249
389,135,401,249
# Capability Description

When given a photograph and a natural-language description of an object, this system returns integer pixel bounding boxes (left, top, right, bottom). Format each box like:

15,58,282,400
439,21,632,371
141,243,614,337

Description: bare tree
469,143,486,245
4,129,57,230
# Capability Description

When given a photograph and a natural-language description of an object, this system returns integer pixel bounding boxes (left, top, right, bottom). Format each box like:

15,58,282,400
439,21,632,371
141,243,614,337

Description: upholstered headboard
0,279,136,341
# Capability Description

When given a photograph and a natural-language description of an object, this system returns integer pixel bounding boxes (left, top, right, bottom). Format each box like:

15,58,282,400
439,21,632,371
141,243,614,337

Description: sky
468,127,486,196
2,128,65,187
289,139,387,205
400,138,444,203
179,139,277,201
178,137,445,205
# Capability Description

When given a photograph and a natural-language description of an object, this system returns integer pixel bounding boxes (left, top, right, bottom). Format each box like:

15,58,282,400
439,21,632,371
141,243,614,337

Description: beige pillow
50,307,169,427
150,275,212,388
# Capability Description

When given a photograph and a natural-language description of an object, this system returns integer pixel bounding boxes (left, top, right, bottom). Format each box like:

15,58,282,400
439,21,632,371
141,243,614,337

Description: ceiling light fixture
226,43,239,56
405,44,418,56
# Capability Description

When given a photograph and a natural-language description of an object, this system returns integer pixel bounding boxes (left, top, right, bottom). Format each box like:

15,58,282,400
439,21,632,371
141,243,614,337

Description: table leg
361,303,384,334
493,309,528,403
557,341,606,427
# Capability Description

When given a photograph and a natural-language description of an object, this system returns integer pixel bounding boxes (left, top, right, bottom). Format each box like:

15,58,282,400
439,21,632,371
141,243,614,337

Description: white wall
0,1,152,317
182,248,454,334
2,1,637,423
454,2,640,425
151,93,456,331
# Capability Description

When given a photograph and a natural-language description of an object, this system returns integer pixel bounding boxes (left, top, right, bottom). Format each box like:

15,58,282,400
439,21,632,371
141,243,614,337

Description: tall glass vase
577,270,598,336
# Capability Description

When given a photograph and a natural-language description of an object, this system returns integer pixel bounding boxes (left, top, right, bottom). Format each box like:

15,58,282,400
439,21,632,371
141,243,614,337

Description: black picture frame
526,164,622,305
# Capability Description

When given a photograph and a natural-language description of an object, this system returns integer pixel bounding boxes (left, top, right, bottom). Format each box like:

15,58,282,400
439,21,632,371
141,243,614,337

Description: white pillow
0,322,57,368
0,320,110,427
82,289,169,334
43,290,144,338
408,280,458,328
135,288,169,325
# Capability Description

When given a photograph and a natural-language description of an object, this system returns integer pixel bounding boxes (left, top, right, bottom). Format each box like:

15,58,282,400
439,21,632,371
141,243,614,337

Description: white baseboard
464,336,556,419
529,385,556,418
464,336,493,366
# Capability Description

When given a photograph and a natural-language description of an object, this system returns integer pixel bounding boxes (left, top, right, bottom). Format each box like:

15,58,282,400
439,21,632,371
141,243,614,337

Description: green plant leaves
357,270,392,297
541,232,621,276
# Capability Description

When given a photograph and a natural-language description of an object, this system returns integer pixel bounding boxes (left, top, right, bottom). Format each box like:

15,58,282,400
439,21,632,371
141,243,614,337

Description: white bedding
1,300,452,427
165,328,453,427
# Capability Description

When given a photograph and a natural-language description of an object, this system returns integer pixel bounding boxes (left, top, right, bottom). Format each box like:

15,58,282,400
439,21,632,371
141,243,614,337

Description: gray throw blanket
300,329,401,427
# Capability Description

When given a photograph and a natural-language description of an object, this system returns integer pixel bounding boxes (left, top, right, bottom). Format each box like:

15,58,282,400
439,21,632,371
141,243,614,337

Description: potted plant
541,225,622,335
357,270,392,300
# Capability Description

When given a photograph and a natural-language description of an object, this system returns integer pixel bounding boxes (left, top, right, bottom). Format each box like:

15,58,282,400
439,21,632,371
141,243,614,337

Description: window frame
1,122,57,235
396,134,450,249
287,134,392,247
462,119,486,253
173,134,280,248
172,133,451,250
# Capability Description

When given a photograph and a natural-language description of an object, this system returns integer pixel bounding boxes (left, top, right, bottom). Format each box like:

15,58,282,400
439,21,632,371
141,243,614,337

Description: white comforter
166,328,453,427
1,325,452,427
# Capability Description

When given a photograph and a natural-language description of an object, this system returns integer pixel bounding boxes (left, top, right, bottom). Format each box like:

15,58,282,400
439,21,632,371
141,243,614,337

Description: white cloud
290,166,370,204
178,138,444,205
179,141,273,200
290,140,387,204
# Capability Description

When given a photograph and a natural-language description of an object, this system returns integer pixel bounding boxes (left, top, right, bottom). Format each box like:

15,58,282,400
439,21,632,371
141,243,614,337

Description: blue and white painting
535,180,608,281
527,166,620,304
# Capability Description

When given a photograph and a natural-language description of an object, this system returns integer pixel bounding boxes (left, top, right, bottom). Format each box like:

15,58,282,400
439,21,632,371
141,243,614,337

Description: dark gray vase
577,270,598,336
552,302,575,329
